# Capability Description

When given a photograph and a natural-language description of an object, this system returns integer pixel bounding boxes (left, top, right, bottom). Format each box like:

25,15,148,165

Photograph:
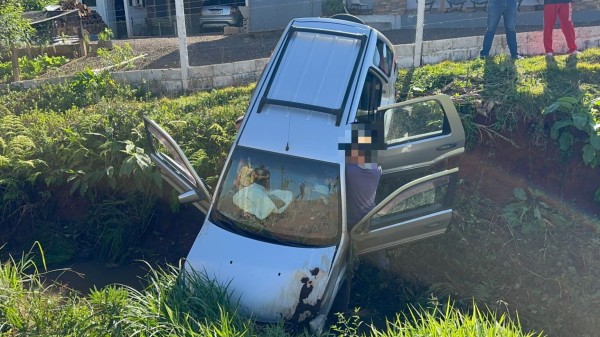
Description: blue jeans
480,0,518,58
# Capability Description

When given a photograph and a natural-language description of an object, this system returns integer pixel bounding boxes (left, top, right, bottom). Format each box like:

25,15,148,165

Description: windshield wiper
209,210,249,237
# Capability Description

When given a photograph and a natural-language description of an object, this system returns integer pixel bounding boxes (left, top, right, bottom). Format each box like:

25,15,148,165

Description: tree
0,0,35,82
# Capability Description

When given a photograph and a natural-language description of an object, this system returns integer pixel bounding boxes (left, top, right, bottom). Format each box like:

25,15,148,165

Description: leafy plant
0,0,35,54
21,0,58,11
97,43,136,70
542,96,600,167
98,27,114,42
542,96,600,203
330,307,363,336
0,54,68,83
502,187,567,234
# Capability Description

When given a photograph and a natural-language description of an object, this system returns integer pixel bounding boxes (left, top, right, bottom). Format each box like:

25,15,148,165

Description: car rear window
266,30,363,113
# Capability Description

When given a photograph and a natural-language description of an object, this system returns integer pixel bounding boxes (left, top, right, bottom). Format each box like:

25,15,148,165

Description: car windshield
211,146,341,246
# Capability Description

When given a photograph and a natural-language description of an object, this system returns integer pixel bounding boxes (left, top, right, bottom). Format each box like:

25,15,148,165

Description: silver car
198,0,243,29
143,16,465,332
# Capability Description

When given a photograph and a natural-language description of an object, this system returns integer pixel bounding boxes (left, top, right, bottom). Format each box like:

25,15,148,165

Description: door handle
425,222,444,228
436,143,457,151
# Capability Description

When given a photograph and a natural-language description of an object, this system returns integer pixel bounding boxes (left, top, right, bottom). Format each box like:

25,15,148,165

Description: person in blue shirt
342,123,382,228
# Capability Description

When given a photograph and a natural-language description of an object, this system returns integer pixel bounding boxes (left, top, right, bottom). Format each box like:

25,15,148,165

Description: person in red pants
543,0,578,56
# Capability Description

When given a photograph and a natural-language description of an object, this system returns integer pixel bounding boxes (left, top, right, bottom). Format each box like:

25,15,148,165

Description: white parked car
143,15,465,332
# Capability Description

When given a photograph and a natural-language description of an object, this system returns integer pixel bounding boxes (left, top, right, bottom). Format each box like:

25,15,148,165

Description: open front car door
350,168,459,255
143,116,212,214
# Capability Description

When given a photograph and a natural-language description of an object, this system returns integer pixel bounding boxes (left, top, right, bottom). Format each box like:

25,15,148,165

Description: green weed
97,43,136,71
0,54,68,84
542,95,600,166
502,187,568,234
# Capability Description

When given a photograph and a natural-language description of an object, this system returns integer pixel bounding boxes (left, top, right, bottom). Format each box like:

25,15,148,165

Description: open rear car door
143,116,212,214
376,94,465,175
351,168,459,255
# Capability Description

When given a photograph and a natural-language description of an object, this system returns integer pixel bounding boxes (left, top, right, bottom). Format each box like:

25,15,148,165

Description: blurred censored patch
339,123,383,163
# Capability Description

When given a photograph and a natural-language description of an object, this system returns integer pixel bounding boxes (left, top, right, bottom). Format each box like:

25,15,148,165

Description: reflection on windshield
212,146,341,246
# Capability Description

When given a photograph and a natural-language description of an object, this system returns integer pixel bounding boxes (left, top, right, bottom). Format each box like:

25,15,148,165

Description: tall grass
0,249,542,336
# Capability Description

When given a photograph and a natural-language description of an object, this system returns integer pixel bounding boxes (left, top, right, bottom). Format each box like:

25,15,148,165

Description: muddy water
43,261,150,295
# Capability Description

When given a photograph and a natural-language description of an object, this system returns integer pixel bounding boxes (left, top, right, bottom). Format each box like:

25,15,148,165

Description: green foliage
21,0,59,11
376,301,542,337
502,187,567,234
98,27,114,42
0,0,35,54
0,248,256,337
542,96,600,167
1,248,542,337
97,43,136,70
1,69,139,115
322,0,346,16
330,308,363,336
0,77,252,263
398,60,476,99
0,54,68,84
84,195,156,264
0,115,48,236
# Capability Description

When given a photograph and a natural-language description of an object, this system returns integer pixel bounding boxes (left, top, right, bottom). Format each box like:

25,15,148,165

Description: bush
0,54,67,84
322,0,347,16
0,75,253,264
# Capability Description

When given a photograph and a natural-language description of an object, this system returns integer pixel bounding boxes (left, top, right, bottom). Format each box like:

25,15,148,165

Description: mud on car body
143,15,465,332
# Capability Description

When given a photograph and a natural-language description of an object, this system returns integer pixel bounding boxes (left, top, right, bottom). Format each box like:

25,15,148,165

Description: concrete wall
8,26,600,94
395,26,600,67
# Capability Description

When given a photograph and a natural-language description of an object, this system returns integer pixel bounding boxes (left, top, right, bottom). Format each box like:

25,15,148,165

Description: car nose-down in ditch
142,15,465,331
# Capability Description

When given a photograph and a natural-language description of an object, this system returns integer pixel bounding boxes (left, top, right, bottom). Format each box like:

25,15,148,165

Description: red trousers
543,3,577,53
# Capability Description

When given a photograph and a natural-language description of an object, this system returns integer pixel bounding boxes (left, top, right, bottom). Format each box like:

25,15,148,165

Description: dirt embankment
363,121,600,337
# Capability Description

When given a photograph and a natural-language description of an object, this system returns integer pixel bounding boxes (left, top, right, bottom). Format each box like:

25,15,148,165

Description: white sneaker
546,52,553,57
570,50,579,55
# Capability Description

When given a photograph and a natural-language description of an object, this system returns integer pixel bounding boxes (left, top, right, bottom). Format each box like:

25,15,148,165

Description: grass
0,248,540,337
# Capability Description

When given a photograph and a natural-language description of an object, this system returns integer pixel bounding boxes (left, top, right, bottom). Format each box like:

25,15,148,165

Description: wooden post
79,15,87,57
10,45,20,82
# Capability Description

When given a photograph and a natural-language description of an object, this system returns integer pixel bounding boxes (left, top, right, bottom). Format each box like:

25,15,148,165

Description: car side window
356,71,383,122
383,99,448,145
370,173,455,230
373,40,394,77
